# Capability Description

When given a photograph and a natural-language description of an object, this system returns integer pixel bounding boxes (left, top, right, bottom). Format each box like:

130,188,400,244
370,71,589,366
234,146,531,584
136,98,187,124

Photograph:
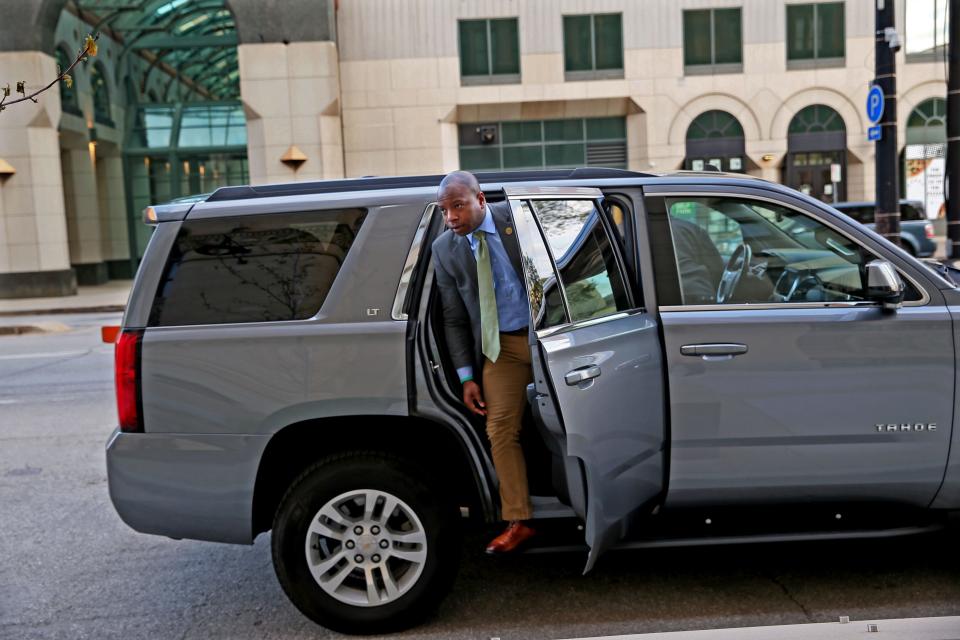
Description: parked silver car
108,168,960,634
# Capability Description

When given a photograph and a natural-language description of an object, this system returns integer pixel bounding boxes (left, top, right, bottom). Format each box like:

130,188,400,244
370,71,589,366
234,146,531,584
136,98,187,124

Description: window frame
683,7,744,76
562,13,625,81
786,2,846,70
458,17,521,86
644,190,930,312
508,192,638,338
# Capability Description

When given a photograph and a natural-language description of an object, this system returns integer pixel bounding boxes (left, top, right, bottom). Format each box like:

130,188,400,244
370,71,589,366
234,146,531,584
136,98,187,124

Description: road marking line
0,350,90,361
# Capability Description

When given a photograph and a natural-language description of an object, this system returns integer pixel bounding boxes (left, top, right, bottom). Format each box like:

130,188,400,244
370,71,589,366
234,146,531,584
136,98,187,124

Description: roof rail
206,167,651,202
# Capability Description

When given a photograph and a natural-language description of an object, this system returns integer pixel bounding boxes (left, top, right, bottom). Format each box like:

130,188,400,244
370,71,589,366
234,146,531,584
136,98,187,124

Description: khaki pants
482,333,534,521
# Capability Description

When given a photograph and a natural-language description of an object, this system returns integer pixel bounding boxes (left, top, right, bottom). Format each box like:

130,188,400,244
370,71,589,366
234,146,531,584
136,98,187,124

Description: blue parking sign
866,85,884,124
868,125,882,141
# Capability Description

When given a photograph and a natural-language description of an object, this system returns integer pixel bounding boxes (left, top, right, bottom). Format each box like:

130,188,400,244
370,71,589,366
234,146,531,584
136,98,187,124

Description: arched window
685,110,745,172
788,105,845,134
90,62,112,126
906,98,946,145
56,46,79,115
786,105,847,203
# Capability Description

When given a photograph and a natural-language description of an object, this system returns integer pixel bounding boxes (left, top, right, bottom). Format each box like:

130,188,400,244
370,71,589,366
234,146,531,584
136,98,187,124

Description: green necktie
475,230,500,363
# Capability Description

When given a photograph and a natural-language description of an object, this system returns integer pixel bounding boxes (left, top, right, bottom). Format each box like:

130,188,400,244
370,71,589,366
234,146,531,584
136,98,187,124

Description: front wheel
272,453,461,634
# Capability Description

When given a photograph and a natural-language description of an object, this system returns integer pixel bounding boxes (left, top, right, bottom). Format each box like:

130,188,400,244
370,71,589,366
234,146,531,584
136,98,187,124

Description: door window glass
531,199,631,322
664,197,919,305
512,201,568,331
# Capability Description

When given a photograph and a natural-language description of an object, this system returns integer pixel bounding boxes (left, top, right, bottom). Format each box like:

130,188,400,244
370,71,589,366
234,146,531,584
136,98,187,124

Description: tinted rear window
899,203,924,220
149,209,366,326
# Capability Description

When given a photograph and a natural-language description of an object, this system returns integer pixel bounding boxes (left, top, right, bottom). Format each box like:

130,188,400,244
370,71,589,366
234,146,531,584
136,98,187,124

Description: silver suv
107,168,960,634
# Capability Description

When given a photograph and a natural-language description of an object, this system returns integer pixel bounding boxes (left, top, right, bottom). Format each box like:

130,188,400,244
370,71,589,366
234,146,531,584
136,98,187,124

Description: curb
0,325,45,336
0,305,125,318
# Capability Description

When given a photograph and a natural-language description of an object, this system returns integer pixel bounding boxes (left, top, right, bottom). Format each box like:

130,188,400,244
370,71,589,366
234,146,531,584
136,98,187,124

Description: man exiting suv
432,171,536,554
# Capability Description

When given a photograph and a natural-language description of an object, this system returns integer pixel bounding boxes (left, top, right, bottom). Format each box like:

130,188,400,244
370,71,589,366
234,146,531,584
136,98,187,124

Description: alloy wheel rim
304,489,428,607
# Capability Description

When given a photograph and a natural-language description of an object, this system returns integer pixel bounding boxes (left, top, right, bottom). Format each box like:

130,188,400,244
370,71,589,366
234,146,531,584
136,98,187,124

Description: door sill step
520,523,944,555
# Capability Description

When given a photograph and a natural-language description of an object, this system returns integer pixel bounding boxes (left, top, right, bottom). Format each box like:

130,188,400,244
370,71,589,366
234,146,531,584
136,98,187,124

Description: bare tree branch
0,34,99,113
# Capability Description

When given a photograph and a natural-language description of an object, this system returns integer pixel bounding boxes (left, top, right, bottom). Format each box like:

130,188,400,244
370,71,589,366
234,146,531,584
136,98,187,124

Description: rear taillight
925,223,935,239
115,329,144,433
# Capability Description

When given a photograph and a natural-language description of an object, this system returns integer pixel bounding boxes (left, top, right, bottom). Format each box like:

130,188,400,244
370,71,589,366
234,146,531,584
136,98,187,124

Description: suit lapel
456,233,477,287
491,201,524,282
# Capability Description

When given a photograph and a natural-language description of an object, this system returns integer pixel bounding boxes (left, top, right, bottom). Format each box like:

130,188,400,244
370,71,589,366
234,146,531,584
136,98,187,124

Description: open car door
505,186,666,572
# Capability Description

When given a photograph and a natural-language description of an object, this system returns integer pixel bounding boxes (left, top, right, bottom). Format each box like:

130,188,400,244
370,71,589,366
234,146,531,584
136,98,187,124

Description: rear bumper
105,428,270,544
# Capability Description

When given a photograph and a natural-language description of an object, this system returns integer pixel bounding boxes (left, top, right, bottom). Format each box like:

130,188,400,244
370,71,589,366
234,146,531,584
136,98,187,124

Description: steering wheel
716,243,752,304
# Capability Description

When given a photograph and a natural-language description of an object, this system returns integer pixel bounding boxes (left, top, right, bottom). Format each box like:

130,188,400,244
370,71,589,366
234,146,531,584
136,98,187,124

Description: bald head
437,171,486,236
438,171,481,199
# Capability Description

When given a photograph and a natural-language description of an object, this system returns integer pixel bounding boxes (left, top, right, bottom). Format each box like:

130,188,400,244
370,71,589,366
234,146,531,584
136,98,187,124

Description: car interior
666,197,922,305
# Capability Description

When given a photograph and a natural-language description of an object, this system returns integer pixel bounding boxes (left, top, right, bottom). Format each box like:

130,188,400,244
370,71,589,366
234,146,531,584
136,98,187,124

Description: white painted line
0,350,90,361
561,616,960,640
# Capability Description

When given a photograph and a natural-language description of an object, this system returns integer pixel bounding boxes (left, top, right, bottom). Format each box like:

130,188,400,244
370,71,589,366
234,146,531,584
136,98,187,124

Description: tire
271,452,461,635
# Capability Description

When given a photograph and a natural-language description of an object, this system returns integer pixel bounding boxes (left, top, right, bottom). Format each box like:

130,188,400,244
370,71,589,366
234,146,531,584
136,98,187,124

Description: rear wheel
272,453,461,634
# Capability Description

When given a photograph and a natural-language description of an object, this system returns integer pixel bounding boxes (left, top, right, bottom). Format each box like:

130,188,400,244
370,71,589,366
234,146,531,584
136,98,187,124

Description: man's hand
462,380,487,416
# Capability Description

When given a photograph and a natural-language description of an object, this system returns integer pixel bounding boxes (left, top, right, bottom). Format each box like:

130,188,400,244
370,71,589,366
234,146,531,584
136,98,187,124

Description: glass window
178,104,247,148
90,62,112,126
459,18,520,84
906,0,950,58
787,3,844,64
684,8,742,70
594,14,624,70
563,14,623,78
714,8,743,65
149,209,366,326
513,201,567,330
56,47,79,114
131,106,175,149
664,197,918,306
532,199,631,323
459,117,627,171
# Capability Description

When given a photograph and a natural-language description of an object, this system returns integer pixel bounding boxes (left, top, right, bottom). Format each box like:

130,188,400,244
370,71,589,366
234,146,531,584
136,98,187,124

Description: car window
900,203,924,221
513,201,568,330
149,209,366,326
513,199,631,329
532,199,631,324
664,196,920,305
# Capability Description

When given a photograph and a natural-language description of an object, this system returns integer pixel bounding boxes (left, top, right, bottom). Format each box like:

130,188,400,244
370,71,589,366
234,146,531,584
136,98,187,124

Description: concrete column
239,41,344,184
60,146,106,285
95,151,130,278
0,50,75,298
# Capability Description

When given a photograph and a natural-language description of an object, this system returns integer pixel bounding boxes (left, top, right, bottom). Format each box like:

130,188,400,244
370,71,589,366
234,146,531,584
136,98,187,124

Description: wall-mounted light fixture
88,125,98,164
0,158,16,181
281,145,308,170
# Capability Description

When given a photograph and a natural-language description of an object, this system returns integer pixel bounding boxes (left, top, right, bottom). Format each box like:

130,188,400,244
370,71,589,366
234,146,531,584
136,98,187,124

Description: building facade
0,0,950,298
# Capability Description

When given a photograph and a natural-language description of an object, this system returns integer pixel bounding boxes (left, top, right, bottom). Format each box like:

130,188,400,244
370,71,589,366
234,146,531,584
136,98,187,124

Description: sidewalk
0,279,132,317
565,616,960,640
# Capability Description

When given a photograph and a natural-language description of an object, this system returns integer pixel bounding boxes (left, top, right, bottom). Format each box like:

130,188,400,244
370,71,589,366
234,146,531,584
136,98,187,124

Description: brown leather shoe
485,520,536,555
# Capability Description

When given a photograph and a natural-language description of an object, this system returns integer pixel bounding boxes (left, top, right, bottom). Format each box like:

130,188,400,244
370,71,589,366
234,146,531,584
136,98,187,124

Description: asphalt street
1,312,959,640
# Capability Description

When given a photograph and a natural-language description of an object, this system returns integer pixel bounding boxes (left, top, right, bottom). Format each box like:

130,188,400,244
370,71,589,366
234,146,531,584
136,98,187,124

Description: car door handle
564,365,601,386
680,343,748,357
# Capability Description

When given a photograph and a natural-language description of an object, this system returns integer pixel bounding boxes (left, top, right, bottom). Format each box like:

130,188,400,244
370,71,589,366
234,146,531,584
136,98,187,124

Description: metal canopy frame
74,0,239,100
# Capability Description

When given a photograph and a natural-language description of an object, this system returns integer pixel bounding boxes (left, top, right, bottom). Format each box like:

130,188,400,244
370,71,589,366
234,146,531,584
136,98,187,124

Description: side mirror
866,260,905,311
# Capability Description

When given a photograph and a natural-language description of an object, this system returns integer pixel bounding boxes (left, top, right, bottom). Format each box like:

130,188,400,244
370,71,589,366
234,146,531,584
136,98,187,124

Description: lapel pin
505,227,513,235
